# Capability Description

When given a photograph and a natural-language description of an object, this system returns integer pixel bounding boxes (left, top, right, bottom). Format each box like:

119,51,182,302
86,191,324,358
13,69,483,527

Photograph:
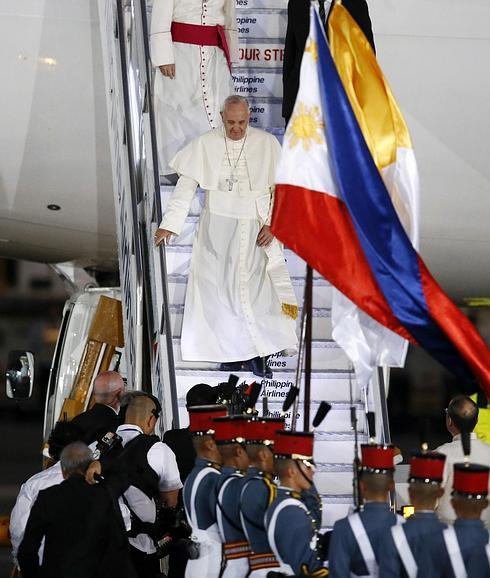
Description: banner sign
236,0,287,10
237,41,285,68
236,9,287,40
248,98,284,129
233,68,282,98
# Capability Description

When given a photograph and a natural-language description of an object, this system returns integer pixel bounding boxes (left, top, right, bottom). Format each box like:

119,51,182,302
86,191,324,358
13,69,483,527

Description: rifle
349,367,361,511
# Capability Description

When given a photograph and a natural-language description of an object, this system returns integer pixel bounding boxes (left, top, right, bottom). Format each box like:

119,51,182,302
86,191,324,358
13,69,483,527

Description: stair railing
97,0,179,431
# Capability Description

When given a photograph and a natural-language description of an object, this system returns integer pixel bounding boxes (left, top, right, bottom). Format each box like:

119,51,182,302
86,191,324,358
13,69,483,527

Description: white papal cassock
150,0,237,175
160,127,298,362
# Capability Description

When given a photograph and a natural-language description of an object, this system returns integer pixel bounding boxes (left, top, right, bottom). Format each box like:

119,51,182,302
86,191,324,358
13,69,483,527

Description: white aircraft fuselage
0,0,489,301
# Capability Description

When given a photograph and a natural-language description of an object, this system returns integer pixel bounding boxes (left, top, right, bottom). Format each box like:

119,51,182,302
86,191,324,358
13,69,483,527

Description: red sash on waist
170,21,232,72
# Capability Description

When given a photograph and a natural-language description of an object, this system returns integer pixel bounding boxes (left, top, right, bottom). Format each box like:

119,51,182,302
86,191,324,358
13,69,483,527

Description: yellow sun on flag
287,103,325,151
305,39,318,62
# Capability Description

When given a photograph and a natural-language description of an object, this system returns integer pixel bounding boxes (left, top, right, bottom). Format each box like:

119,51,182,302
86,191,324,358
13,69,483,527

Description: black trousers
129,545,162,578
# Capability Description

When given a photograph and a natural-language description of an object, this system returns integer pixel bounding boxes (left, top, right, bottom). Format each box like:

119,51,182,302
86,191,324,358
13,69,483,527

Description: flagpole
303,266,313,431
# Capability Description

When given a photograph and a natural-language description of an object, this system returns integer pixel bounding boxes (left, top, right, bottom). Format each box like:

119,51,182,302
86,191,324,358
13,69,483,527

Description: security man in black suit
282,0,375,124
17,441,136,578
71,371,125,444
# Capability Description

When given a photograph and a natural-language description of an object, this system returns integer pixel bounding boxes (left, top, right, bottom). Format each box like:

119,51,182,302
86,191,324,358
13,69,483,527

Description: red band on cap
454,469,489,495
244,418,285,444
361,445,394,470
410,456,445,481
213,417,246,443
274,431,314,458
189,407,227,434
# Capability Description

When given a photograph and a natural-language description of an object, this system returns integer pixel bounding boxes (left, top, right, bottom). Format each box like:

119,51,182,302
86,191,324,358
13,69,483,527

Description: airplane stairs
161,184,368,531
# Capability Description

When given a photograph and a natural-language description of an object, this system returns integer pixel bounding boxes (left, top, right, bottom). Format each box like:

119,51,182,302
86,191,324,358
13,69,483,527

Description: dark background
0,257,488,574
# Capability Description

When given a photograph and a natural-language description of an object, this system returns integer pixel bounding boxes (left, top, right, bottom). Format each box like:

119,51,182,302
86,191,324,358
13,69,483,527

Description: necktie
318,0,326,27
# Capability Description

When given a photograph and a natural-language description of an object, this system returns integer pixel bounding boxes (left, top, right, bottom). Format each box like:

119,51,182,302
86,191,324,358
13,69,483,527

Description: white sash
391,525,417,578
443,526,467,578
348,513,378,576
486,531,490,566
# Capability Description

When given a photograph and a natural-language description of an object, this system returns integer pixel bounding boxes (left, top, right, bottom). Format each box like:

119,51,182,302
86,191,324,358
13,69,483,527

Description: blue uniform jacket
329,502,400,578
265,486,328,576
378,511,446,578
240,467,277,554
302,483,323,531
434,519,489,578
183,458,221,531
216,465,248,544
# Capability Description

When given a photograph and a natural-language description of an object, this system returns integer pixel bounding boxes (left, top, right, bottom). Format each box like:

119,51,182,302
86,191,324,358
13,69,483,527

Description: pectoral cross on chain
226,174,238,191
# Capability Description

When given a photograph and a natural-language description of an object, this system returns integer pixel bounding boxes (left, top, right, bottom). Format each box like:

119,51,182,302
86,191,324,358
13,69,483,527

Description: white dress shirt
435,432,490,527
9,462,64,565
116,424,183,553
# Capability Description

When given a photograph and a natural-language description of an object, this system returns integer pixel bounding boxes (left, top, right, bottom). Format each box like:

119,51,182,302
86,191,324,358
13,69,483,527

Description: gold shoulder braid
263,476,277,507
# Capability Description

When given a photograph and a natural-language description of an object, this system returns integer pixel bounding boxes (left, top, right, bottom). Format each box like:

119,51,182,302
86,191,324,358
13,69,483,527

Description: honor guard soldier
240,416,285,577
183,404,227,578
433,462,490,578
378,450,447,578
265,430,328,577
213,415,251,578
329,443,401,578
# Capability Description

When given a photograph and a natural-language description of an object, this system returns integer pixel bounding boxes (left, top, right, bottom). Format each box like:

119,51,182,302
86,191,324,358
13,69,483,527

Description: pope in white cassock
155,96,298,378
150,0,237,176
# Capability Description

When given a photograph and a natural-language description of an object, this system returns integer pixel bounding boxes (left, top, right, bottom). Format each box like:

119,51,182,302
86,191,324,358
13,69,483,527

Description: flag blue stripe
313,11,475,384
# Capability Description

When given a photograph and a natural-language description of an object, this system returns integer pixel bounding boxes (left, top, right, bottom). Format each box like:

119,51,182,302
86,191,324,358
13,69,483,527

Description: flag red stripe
272,184,414,344
417,257,490,394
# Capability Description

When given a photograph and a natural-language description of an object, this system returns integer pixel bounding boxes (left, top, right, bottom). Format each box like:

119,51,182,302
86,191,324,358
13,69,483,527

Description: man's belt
249,551,279,571
171,22,231,72
224,540,251,560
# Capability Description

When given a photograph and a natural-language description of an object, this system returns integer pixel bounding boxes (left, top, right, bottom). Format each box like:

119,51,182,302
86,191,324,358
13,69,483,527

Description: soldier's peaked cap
243,416,285,446
361,443,395,473
188,404,227,436
408,451,446,484
212,415,248,444
274,430,314,462
452,463,489,499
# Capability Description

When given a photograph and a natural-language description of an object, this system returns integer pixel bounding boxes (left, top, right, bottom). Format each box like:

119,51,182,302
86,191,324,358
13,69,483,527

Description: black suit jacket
163,427,195,484
282,0,375,123
18,474,136,578
71,403,120,444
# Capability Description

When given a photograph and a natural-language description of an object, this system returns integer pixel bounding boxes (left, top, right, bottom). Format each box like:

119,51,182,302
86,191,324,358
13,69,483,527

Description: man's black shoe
219,361,243,372
243,356,273,379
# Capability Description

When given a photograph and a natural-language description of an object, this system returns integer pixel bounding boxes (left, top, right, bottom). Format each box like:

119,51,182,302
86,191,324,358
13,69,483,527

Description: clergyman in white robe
159,126,298,363
150,0,237,175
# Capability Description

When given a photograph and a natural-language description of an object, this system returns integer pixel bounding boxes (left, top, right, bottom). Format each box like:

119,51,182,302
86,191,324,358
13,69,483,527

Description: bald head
124,395,160,434
93,371,125,410
447,395,478,435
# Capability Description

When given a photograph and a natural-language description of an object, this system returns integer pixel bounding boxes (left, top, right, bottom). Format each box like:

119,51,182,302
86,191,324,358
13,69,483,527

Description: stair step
172,338,349,371
174,369,360,403
169,304,332,339
320,496,354,528
164,244,322,279
167,274,333,309
314,467,355,496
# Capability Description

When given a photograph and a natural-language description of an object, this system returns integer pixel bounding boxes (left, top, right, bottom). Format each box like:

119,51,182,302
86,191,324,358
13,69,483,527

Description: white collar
452,432,477,441
117,424,143,434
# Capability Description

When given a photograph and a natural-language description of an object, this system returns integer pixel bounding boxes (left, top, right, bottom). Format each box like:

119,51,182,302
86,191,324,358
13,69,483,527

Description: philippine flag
272,4,490,397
